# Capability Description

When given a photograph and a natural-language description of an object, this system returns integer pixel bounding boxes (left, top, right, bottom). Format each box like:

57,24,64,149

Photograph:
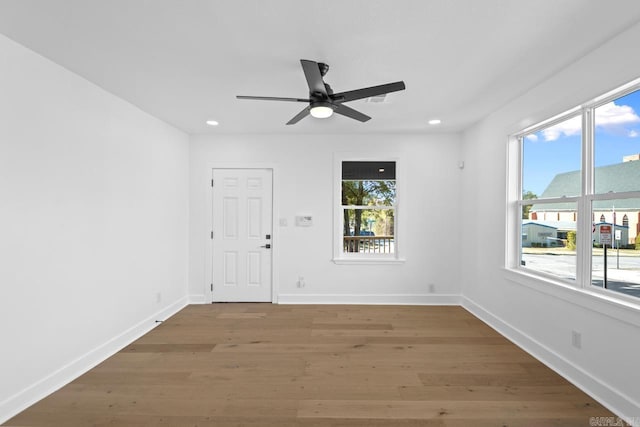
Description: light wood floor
5,304,617,426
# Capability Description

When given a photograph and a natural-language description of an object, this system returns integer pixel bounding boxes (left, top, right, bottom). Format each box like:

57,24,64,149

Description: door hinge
211,231,214,239
210,283,213,292
211,179,214,187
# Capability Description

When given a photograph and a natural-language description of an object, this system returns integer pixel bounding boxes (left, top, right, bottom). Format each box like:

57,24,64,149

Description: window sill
333,257,406,265
503,267,640,328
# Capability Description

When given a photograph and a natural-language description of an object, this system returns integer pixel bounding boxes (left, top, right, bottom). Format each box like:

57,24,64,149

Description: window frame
333,154,405,264
508,79,640,305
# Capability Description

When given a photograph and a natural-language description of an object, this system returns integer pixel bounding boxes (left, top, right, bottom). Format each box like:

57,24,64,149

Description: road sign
615,229,622,241
600,225,612,245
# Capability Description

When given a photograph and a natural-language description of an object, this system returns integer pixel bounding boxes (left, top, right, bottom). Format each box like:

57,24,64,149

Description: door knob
260,244,271,249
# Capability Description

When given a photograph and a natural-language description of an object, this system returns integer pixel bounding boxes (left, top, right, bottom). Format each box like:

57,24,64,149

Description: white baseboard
277,293,461,305
0,296,189,425
462,297,640,427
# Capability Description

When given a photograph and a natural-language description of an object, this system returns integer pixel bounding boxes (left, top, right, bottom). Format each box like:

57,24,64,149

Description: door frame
205,163,279,303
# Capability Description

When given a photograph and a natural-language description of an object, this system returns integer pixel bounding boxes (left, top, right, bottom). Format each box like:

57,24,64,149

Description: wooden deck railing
343,236,394,253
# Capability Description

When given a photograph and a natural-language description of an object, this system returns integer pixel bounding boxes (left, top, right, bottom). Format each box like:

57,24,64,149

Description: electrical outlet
428,283,436,293
571,330,581,349
297,276,306,288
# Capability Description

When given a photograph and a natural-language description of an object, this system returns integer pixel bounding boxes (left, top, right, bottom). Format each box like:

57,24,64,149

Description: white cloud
535,101,640,142
525,134,538,141
595,102,640,127
540,115,581,141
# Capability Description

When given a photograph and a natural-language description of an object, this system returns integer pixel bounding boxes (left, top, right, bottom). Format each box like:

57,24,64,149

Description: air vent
365,93,388,103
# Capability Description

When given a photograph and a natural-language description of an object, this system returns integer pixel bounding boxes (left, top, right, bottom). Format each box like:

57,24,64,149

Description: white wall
460,22,640,421
189,133,462,304
0,35,189,421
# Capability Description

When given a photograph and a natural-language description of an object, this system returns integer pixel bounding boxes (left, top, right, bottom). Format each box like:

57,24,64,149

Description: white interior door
212,169,273,302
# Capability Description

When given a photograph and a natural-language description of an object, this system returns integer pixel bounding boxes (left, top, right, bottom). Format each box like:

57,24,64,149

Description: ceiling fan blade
332,81,406,103
286,107,311,125
237,95,310,102
300,60,327,96
333,104,371,122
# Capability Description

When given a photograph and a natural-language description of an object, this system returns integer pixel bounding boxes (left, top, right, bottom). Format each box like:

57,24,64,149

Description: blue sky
523,90,640,196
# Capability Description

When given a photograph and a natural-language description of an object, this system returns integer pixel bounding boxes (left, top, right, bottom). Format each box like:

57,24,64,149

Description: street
521,251,640,298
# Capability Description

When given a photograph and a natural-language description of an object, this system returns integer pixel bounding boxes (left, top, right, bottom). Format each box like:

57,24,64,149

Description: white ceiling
2,1,640,135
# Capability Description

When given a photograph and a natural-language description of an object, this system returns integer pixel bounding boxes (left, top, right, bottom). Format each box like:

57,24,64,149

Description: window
334,158,402,263
511,83,640,302
520,114,582,280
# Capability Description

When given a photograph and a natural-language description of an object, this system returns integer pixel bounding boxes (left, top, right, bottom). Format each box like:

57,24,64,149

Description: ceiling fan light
310,103,334,119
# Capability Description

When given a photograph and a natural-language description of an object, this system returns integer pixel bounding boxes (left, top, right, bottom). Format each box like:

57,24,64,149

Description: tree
566,230,576,250
342,180,396,252
522,190,538,219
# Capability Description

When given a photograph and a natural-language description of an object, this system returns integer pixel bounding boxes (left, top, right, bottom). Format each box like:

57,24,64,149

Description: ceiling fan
236,59,406,125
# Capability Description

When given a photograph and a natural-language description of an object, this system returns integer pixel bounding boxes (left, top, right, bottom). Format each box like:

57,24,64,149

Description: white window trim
506,78,640,309
332,153,405,264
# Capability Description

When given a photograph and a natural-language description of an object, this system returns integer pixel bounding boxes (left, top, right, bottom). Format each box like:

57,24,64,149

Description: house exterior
522,220,579,247
522,221,558,247
530,157,640,245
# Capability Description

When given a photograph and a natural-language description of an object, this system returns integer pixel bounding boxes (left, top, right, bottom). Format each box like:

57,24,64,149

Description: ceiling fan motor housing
318,62,329,76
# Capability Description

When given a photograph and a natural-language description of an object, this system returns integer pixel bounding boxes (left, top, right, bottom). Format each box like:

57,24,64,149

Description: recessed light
428,119,441,125
378,168,385,173
206,120,219,126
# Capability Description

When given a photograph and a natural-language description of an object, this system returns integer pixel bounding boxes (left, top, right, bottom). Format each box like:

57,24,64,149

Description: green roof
532,160,640,211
